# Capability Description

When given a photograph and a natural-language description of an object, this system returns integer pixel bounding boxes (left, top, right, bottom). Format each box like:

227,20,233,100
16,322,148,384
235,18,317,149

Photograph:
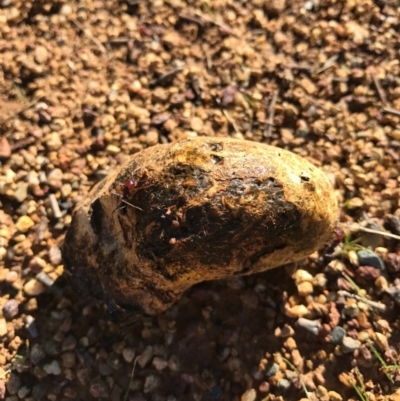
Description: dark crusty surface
64,137,337,315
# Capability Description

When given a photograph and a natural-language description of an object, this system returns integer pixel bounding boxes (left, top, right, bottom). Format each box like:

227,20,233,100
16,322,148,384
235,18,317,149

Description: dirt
0,1,400,401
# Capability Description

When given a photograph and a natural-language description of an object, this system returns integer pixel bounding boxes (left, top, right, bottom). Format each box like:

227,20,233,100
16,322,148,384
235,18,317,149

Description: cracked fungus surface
64,137,337,315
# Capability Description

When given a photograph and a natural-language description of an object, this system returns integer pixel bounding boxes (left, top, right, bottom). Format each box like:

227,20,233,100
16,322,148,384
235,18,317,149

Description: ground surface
1,1,400,400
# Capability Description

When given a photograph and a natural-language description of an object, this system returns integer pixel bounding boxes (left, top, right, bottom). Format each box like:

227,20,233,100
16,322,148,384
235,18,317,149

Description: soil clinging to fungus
63,137,338,315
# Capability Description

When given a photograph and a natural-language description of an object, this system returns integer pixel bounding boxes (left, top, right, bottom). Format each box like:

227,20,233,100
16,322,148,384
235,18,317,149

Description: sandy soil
1,1,400,401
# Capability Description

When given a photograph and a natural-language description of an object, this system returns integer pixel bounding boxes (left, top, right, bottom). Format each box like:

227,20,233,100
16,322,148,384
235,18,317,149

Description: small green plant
347,368,368,401
282,357,311,400
0,340,30,379
368,341,400,384
200,2,215,15
123,357,138,401
11,84,29,104
342,233,364,254
341,271,362,293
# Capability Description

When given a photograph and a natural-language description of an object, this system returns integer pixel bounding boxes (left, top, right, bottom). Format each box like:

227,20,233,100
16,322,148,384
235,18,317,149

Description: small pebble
2,299,19,319
280,324,295,338
60,183,72,198
43,360,62,375
145,129,159,146
241,388,256,401
30,343,46,365
29,256,46,273
122,347,135,363
152,357,167,371
328,391,343,401
45,133,62,150
374,332,389,351
386,253,400,273
297,281,314,296
62,335,77,351
24,298,38,312
285,304,309,318
59,3,72,15
49,193,63,219
221,85,237,106
347,197,363,208
34,45,49,64
98,363,112,376
347,250,359,266
62,351,76,368
0,380,5,399
264,362,279,377
357,249,385,271
15,216,35,233
167,355,180,371
276,378,291,391
143,374,160,393
356,266,381,280
284,337,297,351
137,345,153,368
304,0,314,10
0,137,11,159
190,116,204,132
0,247,6,261
341,336,361,353
6,373,21,395
89,378,109,398
24,279,46,296
25,315,39,338
13,182,29,202
106,145,121,155
36,271,55,287
296,318,321,335
330,326,346,344
313,273,327,287
0,318,7,336
32,383,47,400
292,269,313,283
358,331,370,342
17,386,30,399
49,246,62,266
385,285,400,306
326,259,345,272
343,300,359,318
259,381,270,393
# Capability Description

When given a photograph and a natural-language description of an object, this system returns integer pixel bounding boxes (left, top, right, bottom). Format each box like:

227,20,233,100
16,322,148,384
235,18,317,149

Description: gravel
1,0,400,400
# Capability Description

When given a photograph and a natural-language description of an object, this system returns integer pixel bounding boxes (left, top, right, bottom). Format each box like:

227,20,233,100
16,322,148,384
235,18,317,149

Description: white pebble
285,304,309,318
297,281,314,297
292,269,313,283
0,318,7,336
241,388,256,401
24,279,46,296
15,216,35,233
44,360,62,375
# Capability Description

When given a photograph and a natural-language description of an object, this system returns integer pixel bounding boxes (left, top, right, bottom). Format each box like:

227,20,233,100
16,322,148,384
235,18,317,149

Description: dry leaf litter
0,0,400,401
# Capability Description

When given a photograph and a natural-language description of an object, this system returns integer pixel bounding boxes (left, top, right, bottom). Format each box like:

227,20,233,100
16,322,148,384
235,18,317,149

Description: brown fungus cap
63,137,338,315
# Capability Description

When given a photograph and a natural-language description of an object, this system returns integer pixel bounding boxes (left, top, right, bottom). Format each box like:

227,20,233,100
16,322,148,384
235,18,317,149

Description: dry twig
264,91,277,138
150,67,184,86
382,106,400,118
339,290,387,312
356,226,400,241
371,73,387,104
222,109,240,134
71,19,107,54
315,54,338,74
180,9,236,36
